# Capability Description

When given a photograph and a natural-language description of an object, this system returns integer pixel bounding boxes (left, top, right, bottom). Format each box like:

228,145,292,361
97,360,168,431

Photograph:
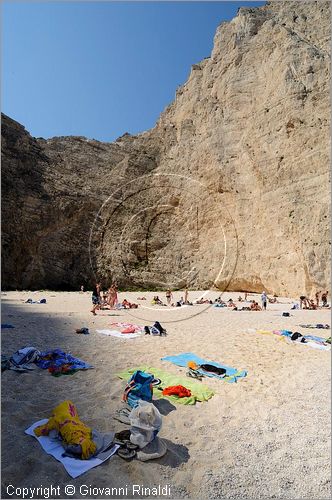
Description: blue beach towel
1,324,15,329
161,353,247,383
304,334,328,344
36,349,92,371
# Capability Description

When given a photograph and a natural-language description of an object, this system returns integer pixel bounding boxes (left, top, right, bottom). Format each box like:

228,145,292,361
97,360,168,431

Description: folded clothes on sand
25,420,119,478
110,323,143,333
162,353,247,383
162,385,191,398
117,367,214,405
97,329,142,339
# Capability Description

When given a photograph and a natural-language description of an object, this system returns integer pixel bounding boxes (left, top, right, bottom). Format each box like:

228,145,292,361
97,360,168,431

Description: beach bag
122,370,154,408
282,312,290,317
10,347,40,367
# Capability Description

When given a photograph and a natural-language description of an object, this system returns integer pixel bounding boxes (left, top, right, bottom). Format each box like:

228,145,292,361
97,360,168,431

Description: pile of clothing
2,346,92,375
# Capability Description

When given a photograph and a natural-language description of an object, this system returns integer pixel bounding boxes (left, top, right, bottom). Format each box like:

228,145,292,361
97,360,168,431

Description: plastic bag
129,401,162,449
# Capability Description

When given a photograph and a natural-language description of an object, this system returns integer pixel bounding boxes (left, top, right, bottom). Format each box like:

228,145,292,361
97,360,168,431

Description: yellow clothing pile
34,400,96,459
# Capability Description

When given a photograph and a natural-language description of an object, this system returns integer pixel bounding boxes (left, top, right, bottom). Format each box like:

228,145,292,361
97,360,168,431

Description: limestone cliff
2,1,330,296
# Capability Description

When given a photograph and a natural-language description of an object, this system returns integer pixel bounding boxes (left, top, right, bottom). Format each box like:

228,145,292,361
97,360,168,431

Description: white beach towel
25,420,119,478
96,329,142,339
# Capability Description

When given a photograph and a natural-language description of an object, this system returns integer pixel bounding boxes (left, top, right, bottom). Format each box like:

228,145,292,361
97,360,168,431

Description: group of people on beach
299,290,329,310
91,282,119,315
90,282,329,315
151,288,192,307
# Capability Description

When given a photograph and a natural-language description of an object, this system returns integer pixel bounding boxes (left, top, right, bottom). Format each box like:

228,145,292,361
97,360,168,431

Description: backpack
122,370,154,408
144,322,167,336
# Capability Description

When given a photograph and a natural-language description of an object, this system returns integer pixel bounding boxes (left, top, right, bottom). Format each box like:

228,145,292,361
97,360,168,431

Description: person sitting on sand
91,282,101,315
152,296,164,305
228,299,235,307
309,299,317,310
195,298,211,304
268,296,277,303
250,301,262,311
238,296,243,302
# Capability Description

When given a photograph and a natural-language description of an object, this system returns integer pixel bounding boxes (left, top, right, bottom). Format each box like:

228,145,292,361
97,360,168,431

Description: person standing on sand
321,291,328,307
107,284,118,308
315,290,321,308
113,283,119,307
244,292,248,301
91,282,101,315
261,291,267,310
184,287,189,304
166,289,173,305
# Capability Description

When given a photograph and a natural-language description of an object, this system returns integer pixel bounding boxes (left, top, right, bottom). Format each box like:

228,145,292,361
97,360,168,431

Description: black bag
200,364,226,376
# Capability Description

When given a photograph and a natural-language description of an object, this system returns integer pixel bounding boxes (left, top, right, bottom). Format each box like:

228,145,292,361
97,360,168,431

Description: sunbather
122,299,138,309
250,301,262,311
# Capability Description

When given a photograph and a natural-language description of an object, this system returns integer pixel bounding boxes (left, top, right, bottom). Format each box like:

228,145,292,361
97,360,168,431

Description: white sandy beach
1,290,331,499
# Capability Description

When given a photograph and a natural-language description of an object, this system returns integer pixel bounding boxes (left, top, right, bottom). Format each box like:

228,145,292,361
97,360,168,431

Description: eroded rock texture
2,1,330,295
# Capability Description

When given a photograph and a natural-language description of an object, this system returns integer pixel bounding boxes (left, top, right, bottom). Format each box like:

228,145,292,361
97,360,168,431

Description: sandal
117,447,136,460
113,407,131,425
186,368,203,381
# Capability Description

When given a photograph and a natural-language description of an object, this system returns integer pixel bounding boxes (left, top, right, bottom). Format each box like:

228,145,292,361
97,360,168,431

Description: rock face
2,1,330,296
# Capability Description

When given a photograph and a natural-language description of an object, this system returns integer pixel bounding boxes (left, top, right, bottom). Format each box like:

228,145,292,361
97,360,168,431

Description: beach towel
36,349,92,373
1,324,15,329
25,298,47,304
299,324,330,330
161,353,247,383
247,329,330,350
25,420,119,478
117,367,214,405
97,329,142,339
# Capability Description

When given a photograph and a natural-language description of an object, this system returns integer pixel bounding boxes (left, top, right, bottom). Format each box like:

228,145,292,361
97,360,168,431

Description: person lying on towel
34,400,96,459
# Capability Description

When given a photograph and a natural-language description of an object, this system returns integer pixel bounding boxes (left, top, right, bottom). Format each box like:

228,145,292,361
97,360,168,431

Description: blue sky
2,1,264,142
